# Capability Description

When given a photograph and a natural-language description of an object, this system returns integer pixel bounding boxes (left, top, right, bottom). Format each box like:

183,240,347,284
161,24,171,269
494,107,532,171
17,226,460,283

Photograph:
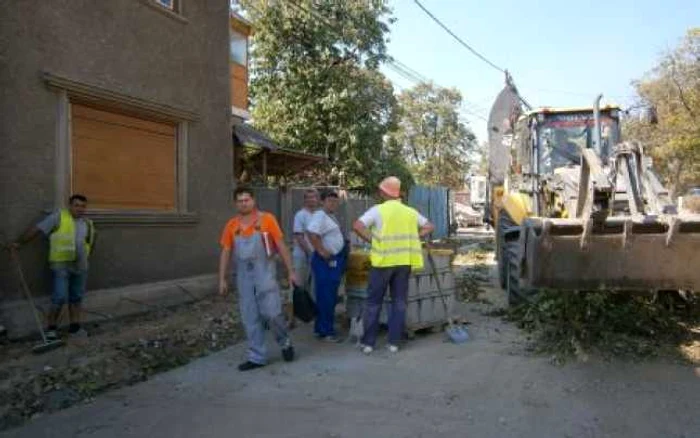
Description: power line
385,61,425,84
412,1,605,110
276,1,613,121
459,110,488,122
391,59,430,83
283,0,492,123
412,0,505,74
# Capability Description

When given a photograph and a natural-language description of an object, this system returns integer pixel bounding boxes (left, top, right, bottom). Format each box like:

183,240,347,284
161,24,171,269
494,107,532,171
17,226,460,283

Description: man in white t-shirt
290,189,318,324
308,190,348,341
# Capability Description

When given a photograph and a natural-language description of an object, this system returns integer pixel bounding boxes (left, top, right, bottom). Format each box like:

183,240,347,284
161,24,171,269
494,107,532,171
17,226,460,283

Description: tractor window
539,125,587,172
538,114,618,173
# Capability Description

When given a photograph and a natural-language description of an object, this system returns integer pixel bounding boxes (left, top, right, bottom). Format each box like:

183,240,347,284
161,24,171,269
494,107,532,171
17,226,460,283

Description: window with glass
156,0,174,10
538,112,619,173
230,31,247,65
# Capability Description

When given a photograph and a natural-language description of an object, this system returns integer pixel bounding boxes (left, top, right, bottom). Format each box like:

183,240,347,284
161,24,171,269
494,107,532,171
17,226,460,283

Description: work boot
282,345,295,362
238,361,265,372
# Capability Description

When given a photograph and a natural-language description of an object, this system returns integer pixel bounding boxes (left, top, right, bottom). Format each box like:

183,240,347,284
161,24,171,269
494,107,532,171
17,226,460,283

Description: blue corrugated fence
408,185,450,239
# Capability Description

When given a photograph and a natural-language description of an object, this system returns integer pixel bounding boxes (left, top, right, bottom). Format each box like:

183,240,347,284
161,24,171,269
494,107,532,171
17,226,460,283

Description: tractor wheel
505,235,525,306
496,210,516,289
503,217,535,306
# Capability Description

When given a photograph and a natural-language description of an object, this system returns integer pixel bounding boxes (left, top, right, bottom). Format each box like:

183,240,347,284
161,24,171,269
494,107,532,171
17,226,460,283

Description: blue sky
382,0,699,143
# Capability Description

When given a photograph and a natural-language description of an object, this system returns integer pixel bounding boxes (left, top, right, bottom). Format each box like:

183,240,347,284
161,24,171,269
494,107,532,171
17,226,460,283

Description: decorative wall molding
43,72,199,122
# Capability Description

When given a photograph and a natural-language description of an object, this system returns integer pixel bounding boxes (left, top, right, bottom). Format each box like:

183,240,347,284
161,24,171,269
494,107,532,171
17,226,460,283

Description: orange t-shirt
219,211,284,250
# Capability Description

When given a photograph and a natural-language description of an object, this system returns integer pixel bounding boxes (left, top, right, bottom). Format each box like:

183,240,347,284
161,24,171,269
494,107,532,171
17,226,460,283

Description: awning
232,123,326,179
233,123,280,151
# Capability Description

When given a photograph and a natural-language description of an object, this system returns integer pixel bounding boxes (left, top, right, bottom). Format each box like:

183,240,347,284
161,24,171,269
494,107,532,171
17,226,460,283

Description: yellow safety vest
370,200,424,269
49,209,95,263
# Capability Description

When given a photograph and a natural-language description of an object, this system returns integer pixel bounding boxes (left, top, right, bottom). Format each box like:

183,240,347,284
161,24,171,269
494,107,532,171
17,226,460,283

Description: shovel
10,249,65,354
425,250,469,344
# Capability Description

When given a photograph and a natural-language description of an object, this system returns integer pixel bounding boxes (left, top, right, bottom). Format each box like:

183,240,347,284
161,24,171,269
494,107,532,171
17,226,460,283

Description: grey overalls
233,217,290,364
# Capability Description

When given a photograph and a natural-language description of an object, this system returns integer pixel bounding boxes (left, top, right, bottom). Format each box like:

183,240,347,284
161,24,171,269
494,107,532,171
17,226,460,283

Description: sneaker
282,345,295,362
323,336,343,343
238,361,265,372
44,330,59,341
361,345,373,355
387,344,399,353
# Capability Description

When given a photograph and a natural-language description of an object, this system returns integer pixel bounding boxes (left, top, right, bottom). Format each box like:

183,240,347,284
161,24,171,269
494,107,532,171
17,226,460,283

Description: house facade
0,0,235,336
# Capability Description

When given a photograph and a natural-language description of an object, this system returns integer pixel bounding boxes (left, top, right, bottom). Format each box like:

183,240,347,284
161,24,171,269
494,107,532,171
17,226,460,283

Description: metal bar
618,156,638,215
575,154,591,218
593,94,603,153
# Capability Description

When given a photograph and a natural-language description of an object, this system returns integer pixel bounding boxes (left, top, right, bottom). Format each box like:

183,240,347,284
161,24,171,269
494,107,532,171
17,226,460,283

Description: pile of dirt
0,295,244,431
507,291,700,364
452,240,494,304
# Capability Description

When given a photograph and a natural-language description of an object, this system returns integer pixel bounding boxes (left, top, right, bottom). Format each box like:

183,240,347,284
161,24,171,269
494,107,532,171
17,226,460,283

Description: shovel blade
446,325,469,344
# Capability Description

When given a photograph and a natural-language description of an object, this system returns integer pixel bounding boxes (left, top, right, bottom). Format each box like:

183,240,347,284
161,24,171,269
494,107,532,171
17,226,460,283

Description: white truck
469,175,487,211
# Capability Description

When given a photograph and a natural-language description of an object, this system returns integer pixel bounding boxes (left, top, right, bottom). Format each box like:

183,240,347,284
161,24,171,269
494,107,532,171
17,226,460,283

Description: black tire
503,218,535,306
497,209,534,306
496,210,515,289
505,235,525,306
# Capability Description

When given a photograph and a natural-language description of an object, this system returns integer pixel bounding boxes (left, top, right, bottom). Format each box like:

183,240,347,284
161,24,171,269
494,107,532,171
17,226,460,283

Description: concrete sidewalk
3,303,700,438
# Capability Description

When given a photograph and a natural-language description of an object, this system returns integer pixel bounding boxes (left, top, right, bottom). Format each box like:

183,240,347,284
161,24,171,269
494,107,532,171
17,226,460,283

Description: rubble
506,290,700,363
452,238,494,303
0,295,244,431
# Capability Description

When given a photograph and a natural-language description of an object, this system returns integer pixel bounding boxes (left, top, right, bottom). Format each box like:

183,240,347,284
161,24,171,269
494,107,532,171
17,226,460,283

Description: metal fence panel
249,185,450,242
408,185,450,239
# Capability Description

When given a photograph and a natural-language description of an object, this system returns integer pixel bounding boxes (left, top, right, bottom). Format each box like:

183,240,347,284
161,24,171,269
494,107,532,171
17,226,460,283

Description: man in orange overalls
218,187,298,371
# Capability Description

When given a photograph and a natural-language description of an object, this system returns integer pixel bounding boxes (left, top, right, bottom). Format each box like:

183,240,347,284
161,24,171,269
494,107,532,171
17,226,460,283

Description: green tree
388,82,477,189
239,0,407,191
625,28,700,197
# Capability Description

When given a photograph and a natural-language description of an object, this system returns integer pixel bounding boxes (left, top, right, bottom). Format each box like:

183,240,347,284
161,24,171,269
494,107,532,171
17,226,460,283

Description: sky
381,0,699,143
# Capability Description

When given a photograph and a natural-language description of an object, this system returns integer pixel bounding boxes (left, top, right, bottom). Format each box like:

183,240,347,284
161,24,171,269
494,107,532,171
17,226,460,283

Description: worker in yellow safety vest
352,177,434,354
9,194,95,340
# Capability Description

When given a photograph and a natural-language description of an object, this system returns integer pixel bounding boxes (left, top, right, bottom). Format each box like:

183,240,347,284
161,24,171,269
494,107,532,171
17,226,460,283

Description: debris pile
0,296,244,431
507,291,700,363
453,240,494,303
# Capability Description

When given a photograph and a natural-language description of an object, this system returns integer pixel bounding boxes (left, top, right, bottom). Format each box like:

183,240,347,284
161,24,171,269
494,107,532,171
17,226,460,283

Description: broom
425,249,469,344
9,249,65,354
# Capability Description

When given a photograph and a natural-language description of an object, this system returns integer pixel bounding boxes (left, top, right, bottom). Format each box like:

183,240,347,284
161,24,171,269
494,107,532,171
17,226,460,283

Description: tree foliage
625,28,700,196
388,82,477,189
239,0,410,191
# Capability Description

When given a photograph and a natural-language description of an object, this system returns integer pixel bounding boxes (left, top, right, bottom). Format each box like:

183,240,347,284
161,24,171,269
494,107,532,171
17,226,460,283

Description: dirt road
3,230,700,438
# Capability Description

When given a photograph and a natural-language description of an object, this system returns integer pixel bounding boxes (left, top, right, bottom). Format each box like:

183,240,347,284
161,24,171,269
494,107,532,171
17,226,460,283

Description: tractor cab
515,106,622,176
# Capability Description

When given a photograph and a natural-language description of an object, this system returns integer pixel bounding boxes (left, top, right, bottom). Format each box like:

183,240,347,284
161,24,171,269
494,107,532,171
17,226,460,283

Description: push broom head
32,338,65,354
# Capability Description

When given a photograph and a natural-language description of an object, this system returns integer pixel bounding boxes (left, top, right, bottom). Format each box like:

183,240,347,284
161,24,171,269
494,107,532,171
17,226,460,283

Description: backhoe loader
486,79,700,305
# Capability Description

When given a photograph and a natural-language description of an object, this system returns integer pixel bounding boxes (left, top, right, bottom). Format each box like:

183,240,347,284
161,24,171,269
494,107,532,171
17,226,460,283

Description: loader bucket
520,215,700,291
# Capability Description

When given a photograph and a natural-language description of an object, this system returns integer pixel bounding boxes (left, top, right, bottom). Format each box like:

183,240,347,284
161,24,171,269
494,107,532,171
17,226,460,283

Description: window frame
45,72,199,226
141,0,187,24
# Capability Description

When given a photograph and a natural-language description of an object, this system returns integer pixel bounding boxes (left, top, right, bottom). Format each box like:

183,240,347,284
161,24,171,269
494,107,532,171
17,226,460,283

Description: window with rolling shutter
71,103,177,211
